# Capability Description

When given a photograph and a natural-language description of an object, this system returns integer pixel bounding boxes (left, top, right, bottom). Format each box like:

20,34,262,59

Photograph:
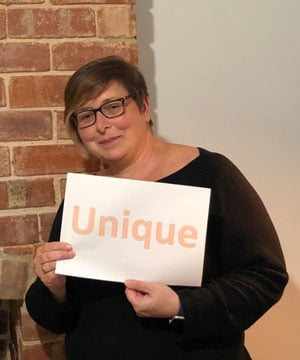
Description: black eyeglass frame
70,94,133,130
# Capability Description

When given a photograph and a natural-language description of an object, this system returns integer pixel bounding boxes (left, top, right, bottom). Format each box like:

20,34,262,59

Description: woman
25,56,288,359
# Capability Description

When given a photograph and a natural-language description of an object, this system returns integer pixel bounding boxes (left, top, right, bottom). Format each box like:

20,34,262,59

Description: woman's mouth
99,136,121,145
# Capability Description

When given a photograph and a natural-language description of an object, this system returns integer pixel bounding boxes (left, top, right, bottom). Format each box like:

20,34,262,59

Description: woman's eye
105,102,121,112
79,112,93,122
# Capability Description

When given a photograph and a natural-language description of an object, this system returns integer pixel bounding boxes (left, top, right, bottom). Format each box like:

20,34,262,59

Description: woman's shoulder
169,144,237,173
166,144,247,185
167,143,232,163
169,143,200,163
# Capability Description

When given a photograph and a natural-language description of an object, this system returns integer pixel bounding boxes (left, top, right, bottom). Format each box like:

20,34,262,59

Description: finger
34,246,75,278
44,249,75,263
125,288,144,302
38,242,73,253
40,261,57,275
124,288,135,302
125,289,149,317
124,279,152,293
35,261,53,277
35,247,75,265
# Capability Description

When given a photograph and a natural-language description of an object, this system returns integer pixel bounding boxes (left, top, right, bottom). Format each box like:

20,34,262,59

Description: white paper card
55,173,211,286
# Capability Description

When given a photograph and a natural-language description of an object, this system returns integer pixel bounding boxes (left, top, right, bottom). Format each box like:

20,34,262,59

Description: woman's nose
94,111,111,132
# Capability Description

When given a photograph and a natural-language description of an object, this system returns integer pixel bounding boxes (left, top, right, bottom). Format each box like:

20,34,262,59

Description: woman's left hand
124,279,180,318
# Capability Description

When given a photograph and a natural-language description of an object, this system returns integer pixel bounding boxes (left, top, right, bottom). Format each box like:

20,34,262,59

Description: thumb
124,279,152,293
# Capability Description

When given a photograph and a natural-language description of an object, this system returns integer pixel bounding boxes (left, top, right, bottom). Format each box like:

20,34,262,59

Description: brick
0,78,5,107
51,0,135,4
0,147,10,177
8,8,96,39
3,245,33,256
0,0,43,4
23,342,66,360
0,182,8,210
21,313,40,341
22,313,59,341
0,43,50,72
53,40,138,70
0,341,10,360
22,344,49,360
24,178,56,208
0,111,52,141
0,260,28,299
12,144,100,176
55,111,70,140
0,215,39,246
39,212,56,242
9,76,69,108
0,10,5,40
97,5,136,38
8,178,56,208
0,309,9,334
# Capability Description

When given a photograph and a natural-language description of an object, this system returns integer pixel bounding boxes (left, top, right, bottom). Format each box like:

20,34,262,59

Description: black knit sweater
26,148,288,359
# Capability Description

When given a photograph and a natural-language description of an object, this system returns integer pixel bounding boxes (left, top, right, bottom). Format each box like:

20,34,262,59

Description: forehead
83,81,127,108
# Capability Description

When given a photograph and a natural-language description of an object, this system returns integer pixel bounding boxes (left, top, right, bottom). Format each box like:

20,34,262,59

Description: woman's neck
101,141,199,182
101,136,168,181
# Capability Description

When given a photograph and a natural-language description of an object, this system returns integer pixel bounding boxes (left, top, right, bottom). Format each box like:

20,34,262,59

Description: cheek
78,129,94,143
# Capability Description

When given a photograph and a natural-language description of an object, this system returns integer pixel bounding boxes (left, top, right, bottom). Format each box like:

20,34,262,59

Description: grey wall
135,1,300,359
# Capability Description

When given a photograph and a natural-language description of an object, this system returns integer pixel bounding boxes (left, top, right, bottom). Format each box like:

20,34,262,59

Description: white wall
135,1,300,359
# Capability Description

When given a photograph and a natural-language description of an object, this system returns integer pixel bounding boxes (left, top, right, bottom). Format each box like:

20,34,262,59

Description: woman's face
77,82,151,166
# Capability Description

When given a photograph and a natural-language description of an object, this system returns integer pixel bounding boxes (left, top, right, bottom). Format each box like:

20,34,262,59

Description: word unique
72,206,198,250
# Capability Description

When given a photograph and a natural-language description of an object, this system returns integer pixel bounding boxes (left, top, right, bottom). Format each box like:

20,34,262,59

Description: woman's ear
142,96,151,122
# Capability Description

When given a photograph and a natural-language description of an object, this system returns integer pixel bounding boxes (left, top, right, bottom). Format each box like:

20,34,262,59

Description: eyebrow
78,95,127,112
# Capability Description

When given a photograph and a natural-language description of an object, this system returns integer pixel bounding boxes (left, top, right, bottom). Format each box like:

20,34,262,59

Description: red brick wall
0,1,137,358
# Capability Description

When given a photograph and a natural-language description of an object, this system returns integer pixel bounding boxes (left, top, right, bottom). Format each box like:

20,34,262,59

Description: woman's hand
124,279,180,318
34,242,75,303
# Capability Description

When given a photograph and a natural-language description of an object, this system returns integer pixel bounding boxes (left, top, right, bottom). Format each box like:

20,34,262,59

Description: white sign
55,173,211,286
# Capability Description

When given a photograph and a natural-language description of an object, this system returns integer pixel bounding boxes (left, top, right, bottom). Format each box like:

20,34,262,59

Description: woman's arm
177,154,288,342
25,202,76,334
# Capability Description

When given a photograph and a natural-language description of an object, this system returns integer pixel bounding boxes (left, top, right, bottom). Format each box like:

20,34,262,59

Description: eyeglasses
71,94,133,129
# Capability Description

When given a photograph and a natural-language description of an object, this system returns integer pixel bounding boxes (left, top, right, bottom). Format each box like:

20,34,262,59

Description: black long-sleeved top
26,148,288,359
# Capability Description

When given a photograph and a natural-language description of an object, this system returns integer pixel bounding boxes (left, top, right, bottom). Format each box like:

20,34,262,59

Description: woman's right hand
34,242,75,303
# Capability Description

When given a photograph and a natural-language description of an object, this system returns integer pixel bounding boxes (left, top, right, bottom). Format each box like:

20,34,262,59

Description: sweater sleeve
177,153,288,343
25,201,76,334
